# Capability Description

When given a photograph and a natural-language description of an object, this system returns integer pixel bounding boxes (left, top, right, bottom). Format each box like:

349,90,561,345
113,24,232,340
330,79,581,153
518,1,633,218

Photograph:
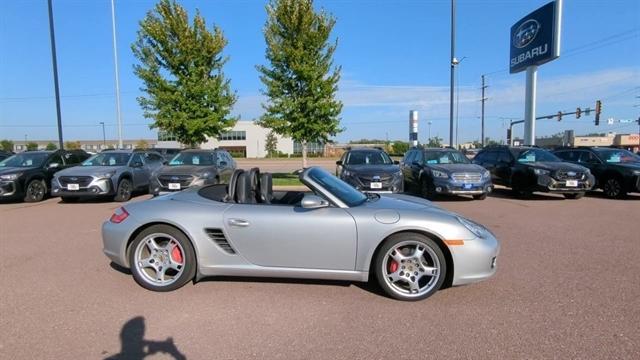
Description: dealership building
536,132,640,152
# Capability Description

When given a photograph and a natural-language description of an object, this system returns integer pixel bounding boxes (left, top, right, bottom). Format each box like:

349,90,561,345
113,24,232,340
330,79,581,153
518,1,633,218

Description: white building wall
202,121,294,158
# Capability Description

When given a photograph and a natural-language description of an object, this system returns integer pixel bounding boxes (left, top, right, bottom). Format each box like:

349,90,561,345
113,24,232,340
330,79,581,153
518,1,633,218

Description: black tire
24,179,47,202
420,177,435,200
473,193,488,200
603,177,625,199
113,178,133,202
563,193,584,200
128,225,196,292
374,233,447,301
61,196,79,203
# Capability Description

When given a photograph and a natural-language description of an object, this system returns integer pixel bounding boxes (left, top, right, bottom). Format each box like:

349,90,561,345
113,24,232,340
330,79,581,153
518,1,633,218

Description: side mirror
412,161,421,166
48,162,60,169
162,160,169,165
393,160,400,165
219,161,228,167
336,160,342,165
300,194,329,209
131,161,144,168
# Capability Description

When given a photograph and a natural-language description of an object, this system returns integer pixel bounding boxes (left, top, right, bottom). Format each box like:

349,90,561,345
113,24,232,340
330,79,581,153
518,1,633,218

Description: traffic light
557,111,563,121
506,128,512,145
595,100,602,125
576,107,581,119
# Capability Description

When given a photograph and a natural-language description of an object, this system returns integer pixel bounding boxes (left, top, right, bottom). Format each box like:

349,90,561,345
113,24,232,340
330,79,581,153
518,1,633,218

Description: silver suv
51,150,165,202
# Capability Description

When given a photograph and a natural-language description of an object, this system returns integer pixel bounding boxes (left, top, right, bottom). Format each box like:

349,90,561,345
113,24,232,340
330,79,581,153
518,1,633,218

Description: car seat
260,173,273,204
248,167,260,203
226,169,244,202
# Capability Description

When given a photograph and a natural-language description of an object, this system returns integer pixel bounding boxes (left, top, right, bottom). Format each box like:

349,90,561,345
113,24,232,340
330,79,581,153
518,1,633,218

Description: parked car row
336,145,639,200
0,148,236,203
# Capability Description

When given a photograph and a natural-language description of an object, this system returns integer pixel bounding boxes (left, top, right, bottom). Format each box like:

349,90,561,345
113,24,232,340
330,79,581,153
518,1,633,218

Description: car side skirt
197,265,369,282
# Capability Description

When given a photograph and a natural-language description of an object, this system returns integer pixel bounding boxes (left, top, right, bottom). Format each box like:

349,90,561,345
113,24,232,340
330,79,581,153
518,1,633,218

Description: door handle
228,218,250,227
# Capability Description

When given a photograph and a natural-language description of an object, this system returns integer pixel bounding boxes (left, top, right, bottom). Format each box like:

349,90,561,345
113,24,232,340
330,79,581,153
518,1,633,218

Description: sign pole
524,65,538,145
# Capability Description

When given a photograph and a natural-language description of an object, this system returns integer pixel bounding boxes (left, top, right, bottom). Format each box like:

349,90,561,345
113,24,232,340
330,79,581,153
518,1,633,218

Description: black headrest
248,167,260,203
260,173,273,204
227,169,244,202
235,172,253,204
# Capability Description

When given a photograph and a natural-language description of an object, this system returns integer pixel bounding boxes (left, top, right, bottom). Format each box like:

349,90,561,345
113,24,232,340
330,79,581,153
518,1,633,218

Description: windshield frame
0,152,50,168
423,150,470,165
301,167,368,208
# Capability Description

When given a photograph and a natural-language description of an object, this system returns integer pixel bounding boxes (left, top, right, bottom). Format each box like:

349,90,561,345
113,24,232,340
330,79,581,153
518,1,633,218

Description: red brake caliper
171,245,183,264
389,260,398,273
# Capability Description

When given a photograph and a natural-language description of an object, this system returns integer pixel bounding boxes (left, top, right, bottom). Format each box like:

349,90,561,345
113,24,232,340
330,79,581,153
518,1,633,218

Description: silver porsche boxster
102,167,499,301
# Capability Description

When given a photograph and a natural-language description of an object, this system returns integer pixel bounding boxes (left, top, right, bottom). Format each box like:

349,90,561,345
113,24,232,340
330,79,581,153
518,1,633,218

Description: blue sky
1,0,638,144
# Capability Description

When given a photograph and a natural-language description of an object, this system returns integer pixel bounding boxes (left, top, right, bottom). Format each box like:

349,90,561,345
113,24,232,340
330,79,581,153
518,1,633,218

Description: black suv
553,147,640,198
0,149,89,202
0,150,12,162
336,147,403,193
473,146,595,199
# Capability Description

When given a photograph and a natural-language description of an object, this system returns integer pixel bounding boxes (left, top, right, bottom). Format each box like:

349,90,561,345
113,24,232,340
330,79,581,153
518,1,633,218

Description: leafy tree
485,137,502,146
264,131,278,158
349,139,386,144
26,142,39,151
426,136,443,148
132,0,237,148
257,0,343,167
45,142,58,150
135,139,149,149
64,141,81,150
1,140,14,152
391,141,409,155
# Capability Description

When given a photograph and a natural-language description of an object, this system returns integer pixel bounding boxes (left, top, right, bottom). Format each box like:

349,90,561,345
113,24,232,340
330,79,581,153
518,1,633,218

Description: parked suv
149,149,236,196
335,147,403,193
473,146,595,199
51,149,165,202
0,149,89,202
0,150,13,162
402,148,492,200
553,147,640,198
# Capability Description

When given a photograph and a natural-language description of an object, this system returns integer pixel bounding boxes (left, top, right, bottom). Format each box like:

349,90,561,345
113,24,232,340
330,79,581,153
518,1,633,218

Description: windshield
516,149,560,163
594,149,639,163
82,152,131,166
169,152,216,166
0,153,49,168
345,151,393,165
424,150,470,164
305,167,367,207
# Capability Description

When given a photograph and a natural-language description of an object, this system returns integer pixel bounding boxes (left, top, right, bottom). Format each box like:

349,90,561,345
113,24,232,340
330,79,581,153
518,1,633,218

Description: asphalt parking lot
1,189,639,359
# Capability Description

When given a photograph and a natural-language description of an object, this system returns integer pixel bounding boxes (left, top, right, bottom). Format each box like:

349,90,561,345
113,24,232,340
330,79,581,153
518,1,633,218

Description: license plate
168,183,181,190
370,182,382,189
566,180,578,187
463,184,473,189
67,184,79,191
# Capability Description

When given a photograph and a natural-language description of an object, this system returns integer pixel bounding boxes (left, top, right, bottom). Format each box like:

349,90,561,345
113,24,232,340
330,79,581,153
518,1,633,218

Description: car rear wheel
129,225,196,292
603,177,625,199
114,178,132,202
375,233,446,301
563,193,584,200
24,179,47,202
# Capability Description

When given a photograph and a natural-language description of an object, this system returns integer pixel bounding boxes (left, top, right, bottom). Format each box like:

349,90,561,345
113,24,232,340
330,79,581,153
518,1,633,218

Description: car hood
157,165,217,176
521,162,587,172
343,164,400,175
56,166,122,176
360,193,442,211
0,166,35,175
425,163,486,173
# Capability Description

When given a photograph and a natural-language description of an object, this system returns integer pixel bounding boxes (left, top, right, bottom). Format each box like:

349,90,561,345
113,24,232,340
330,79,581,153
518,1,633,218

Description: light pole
110,0,123,149
47,0,64,150
99,122,106,148
428,121,432,141
455,56,467,149
449,0,457,149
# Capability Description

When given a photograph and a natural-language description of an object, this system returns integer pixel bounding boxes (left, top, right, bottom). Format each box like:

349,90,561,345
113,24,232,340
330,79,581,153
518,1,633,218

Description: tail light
110,207,129,224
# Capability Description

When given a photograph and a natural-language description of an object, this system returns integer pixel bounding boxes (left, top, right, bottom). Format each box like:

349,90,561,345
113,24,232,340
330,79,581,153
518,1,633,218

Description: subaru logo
567,171,576,177
372,176,381,181
171,176,179,180
513,19,540,48
70,177,77,181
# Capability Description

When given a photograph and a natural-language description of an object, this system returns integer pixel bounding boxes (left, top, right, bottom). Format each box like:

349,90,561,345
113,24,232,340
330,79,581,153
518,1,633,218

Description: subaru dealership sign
510,1,561,73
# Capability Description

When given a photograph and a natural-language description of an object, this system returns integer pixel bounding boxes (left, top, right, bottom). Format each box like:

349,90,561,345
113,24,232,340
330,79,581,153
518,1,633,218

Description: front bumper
535,173,595,193
450,232,500,286
51,177,115,197
341,175,404,193
432,178,493,196
150,177,212,195
0,180,22,199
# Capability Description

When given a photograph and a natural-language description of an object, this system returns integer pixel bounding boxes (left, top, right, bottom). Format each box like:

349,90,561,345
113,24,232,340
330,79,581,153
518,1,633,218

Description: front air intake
205,228,236,254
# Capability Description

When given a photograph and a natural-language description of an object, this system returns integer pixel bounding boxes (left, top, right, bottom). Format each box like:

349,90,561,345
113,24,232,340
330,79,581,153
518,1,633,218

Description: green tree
1,140,14,152
135,139,149,149
391,141,410,155
257,0,343,167
426,136,443,148
264,131,278,158
45,142,58,150
132,0,237,148
26,142,39,151
485,137,502,146
64,141,81,150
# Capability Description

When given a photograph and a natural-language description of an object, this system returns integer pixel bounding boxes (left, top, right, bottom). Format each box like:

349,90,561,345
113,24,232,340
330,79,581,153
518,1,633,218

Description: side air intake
205,228,236,254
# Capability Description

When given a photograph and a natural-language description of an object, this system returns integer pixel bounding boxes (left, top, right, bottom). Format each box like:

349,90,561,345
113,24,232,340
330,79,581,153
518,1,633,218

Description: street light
99,122,106,148
454,56,467,148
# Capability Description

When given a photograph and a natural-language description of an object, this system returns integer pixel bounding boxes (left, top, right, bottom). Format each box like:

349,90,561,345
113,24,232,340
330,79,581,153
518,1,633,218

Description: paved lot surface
1,190,639,359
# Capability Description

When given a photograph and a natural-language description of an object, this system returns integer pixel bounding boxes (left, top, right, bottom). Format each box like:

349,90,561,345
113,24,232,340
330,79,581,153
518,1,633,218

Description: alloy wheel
381,240,441,298
604,178,621,198
26,180,45,202
133,233,185,287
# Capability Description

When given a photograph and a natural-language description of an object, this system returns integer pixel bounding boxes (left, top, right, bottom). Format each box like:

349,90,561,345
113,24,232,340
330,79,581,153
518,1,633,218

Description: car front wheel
129,225,196,292
375,233,446,301
24,179,47,202
114,178,132,202
603,177,625,199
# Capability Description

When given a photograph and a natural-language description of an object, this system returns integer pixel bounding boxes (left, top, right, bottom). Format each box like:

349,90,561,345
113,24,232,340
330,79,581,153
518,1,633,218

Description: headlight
632,170,640,176
342,170,353,178
196,171,213,179
533,168,550,176
431,169,448,179
482,170,490,179
96,171,116,179
457,216,492,239
0,173,22,181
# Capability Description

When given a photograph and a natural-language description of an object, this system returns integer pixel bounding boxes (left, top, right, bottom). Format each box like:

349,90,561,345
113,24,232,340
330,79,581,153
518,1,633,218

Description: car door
401,151,415,185
222,203,358,270
495,150,514,184
577,151,604,184
43,152,64,185
129,153,149,188
478,150,500,182
410,150,424,185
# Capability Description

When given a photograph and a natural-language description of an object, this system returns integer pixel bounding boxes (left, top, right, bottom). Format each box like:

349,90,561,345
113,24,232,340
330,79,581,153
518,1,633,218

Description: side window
403,151,415,164
414,151,424,164
498,150,512,164
579,151,598,164
484,151,498,164
473,151,485,163
554,151,570,161
130,153,144,166
47,153,63,167
63,152,81,165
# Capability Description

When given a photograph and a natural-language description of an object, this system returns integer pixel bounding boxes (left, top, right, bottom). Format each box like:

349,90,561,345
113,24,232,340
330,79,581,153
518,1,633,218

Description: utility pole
449,0,457,149
110,0,123,149
47,0,64,150
99,122,106,147
480,75,488,147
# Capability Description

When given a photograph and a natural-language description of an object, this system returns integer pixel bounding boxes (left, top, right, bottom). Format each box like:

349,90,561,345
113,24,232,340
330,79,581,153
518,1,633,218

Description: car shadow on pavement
585,190,640,200
103,316,186,360
55,192,149,204
110,262,131,275
488,188,566,201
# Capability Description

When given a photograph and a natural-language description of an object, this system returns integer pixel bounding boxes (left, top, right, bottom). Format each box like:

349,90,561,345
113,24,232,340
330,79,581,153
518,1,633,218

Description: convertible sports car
102,167,499,301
